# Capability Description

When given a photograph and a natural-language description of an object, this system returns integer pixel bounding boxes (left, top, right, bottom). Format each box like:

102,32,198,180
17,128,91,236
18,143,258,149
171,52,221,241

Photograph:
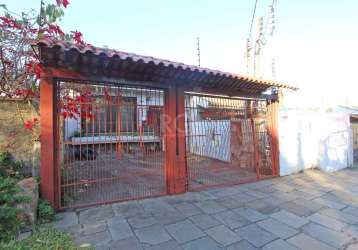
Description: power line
246,0,259,75
248,0,259,39
197,36,201,67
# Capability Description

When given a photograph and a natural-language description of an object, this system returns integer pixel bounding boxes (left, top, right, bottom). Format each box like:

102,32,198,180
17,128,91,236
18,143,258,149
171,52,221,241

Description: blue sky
3,0,358,107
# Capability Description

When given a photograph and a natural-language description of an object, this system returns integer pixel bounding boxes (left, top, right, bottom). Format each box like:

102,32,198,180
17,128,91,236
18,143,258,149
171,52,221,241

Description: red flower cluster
24,118,39,130
47,24,65,36
60,92,96,120
15,89,36,97
0,16,22,29
71,31,84,45
25,62,43,79
56,0,70,8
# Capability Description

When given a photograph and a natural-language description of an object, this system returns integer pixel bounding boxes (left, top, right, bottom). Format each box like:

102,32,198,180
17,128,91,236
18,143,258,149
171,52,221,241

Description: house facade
37,39,296,209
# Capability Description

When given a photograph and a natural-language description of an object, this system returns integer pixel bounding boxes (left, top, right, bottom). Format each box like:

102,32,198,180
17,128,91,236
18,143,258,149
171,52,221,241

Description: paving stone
107,217,133,241
205,225,241,246
81,222,107,236
181,236,222,250
94,245,110,250
288,190,317,200
215,196,245,209
257,218,298,239
330,190,358,205
174,202,202,217
270,210,309,229
299,188,326,198
254,185,278,194
226,240,259,250
343,206,358,217
231,192,257,203
79,205,114,224
320,208,358,224
127,215,157,229
262,239,298,250
246,200,279,215
320,192,348,205
143,239,182,250
307,212,347,231
245,190,270,199
246,199,271,210
188,213,221,230
313,197,347,210
112,201,146,218
165,219,205,244
209,187,241,198
347,243,358,250
302,223,351,248
194,200,227,214
235,224,277,248
108,237,143,250
140,199,177,215
134,224,171,245
273,183,296,192
293,198,326,212
343,225,358,238
232,207,267,222
287,233,336,250
51,212,78,228
75,231,112,247
279,201,314,217
272,191,299,201
213,210,249,229
262,196,286,206
153,211,186,225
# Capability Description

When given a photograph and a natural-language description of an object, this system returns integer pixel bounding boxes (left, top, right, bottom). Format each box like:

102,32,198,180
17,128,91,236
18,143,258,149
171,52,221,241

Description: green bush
37,199,55,223
0,177,29,242
0,151,22,178
0,227,78,250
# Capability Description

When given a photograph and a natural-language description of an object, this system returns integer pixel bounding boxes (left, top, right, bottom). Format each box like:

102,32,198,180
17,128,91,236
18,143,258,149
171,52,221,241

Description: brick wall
0,99,39,175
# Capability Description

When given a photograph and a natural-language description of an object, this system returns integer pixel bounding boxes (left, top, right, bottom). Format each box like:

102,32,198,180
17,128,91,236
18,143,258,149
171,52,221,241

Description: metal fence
57,80,166,208
185,93,273,190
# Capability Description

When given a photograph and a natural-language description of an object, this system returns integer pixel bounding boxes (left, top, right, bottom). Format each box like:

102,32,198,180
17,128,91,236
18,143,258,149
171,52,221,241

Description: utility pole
246,0,277,79
39,0,45,28
197,36,201,67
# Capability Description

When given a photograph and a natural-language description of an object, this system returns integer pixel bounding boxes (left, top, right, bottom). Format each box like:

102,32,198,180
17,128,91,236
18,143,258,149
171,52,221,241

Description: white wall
63,89,164,140
186,120,230,162
279,109,353,176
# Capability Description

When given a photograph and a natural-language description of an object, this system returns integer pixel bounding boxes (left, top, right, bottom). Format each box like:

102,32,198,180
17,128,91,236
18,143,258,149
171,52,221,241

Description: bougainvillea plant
0,1,89,136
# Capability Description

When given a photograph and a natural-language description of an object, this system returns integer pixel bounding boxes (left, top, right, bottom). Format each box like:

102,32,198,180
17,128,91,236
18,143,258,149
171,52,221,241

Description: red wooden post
164,85,187,194
268,100,280,176
40,68,58,209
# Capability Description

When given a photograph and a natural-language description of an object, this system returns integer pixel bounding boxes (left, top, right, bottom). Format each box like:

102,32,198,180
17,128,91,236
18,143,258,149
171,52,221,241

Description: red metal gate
57,80,166,208
185,93,274,190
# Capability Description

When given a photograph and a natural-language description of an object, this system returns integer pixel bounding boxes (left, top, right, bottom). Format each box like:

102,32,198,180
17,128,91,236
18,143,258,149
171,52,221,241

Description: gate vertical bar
176,86,187,193
40,69,58,209
165,85,177,194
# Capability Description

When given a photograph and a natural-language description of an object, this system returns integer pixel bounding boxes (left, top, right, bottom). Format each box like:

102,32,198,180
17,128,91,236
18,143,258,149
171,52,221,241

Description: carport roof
37,39,297,94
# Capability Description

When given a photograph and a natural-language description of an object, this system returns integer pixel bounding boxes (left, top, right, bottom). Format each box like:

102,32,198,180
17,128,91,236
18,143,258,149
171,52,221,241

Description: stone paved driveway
50,168,358,249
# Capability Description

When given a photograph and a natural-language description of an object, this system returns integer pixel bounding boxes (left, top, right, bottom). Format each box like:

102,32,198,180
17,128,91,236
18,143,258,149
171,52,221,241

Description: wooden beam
184,87,278,101
267,100,280,176
40,68,59,209
164,84,187,194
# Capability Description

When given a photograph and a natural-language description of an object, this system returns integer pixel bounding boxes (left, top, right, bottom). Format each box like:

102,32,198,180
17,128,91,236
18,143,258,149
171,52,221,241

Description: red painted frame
40,67,280,210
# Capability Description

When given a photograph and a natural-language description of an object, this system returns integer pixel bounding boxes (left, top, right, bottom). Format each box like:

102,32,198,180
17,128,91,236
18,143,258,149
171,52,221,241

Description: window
81,96,137,136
